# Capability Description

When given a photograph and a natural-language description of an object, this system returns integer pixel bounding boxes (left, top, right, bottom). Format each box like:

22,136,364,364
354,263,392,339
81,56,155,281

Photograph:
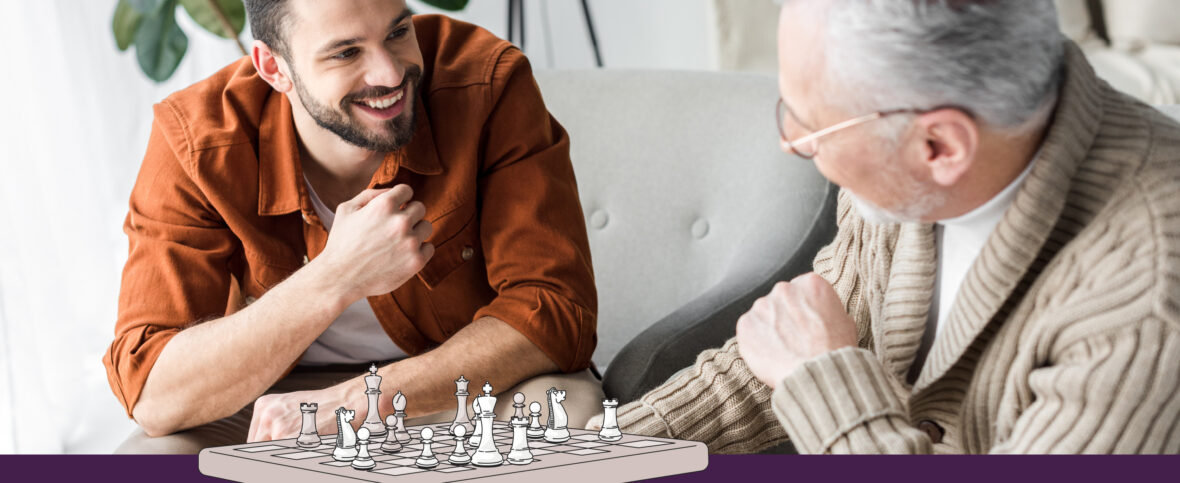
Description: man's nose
364,51,405,89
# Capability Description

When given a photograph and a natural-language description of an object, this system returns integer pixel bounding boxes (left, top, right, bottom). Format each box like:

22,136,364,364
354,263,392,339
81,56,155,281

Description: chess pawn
415,427,440,468
296,403,321,448
527,401,545,439
507,417,534,465
380,415,402,454
391,391,411,445
352,428,376,470
467,399,482,448
361,364,387,441
512,392,526,420
448,425,472,466
598,399,623,442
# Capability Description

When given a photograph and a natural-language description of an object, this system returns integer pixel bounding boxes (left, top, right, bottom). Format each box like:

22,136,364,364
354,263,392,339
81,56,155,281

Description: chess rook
360,364,387,441
471,381,504,467
450,375,473,436
527,401,545,439
415,427,440,468
543,387,570,443
296,403,320,448
448,425,472,466
351,428,376,470
380,415,402,453
507,417,534,465
598,398,623,442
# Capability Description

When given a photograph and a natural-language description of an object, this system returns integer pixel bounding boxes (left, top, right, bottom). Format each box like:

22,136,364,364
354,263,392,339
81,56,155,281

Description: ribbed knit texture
616,42,1180,454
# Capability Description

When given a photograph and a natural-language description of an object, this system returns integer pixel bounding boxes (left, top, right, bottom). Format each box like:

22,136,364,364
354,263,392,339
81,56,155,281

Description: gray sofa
533,70,838,404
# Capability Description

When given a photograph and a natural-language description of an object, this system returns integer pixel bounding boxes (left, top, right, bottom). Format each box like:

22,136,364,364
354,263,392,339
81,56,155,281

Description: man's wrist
298,254,359,314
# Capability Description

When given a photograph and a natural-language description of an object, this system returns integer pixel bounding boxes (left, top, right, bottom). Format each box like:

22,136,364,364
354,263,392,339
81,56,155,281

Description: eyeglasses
776,97,927,159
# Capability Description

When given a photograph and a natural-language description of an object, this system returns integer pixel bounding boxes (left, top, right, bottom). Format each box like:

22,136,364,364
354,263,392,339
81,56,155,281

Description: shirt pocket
240,257,300,302
416,197,480,290
414,199,495,338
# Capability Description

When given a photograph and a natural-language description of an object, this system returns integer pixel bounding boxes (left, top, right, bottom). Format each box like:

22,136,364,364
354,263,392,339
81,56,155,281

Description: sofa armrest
601,182,839,403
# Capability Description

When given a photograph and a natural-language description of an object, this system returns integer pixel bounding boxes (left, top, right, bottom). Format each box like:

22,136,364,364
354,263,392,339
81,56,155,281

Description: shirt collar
257,92,443,216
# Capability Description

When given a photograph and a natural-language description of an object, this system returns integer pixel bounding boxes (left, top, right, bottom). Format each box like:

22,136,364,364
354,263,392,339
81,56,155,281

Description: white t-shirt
907,158,1037,383
298,176,408,365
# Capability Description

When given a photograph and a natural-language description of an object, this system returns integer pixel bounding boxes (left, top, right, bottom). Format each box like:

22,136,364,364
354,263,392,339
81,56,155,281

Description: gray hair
815,0,1065,131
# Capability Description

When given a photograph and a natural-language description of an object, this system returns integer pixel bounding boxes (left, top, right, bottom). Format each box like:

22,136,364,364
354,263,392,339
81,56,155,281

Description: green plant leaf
420,0,469,11
179,0,246,39
126,0,165,14
134,0,189,82
113,0,144,51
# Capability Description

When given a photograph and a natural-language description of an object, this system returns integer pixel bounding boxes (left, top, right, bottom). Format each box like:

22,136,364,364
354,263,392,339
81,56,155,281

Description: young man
105,0,600,453
610,0,1180,453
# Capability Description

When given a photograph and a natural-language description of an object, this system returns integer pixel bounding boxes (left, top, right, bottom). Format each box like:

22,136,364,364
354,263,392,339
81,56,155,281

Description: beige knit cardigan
615,43,1180,454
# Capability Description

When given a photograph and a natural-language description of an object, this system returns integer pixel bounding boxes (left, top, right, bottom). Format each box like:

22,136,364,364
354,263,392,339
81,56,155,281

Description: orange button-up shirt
103,15,597,418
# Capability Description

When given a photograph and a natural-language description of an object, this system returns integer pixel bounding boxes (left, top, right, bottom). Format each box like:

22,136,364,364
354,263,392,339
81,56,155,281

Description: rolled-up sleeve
102,106,236,418
471,48,597,373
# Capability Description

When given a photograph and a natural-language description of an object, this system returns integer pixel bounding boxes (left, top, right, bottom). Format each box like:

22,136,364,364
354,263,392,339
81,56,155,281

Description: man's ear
251,40,294,93
916,108,978,187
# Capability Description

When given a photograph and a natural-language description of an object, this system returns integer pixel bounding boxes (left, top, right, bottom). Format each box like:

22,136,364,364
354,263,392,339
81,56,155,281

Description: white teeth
363,91,404,110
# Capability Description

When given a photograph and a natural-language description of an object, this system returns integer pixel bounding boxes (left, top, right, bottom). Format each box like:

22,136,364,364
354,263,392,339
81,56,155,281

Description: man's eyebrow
314,9,413,56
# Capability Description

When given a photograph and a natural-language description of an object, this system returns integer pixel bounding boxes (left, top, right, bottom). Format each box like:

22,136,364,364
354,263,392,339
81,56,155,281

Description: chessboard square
435,466,476,473
572,441,609,448
383,457,419,466
568,448,608,456
373,466,428,476
619,439,673,448
371,455,402,462
235,444,286,453
394,450,421,458
530,441,556,448
320,460,352,467
572,434,602,441
274,451,326,460
529,449,555,456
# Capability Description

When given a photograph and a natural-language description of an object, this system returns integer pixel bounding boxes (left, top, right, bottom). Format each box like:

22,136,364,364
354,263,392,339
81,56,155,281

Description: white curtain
0,0,243,453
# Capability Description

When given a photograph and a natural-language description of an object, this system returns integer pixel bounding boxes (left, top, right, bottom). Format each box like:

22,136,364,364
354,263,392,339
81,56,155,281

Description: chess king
103,0,606,453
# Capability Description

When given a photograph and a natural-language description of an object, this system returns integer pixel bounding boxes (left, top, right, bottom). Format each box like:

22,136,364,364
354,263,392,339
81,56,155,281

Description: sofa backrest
533,70,831,369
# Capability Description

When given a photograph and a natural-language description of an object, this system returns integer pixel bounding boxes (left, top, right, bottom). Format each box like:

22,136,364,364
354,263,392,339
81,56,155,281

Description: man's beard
291,65,422,152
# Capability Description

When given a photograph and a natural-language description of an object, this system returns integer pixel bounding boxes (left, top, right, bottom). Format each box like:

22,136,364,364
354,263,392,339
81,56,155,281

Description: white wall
0,0,715,454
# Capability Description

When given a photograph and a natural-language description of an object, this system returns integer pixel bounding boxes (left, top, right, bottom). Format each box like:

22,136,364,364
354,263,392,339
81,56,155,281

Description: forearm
132,258,352,436
617,338,789,453
343,316,559,421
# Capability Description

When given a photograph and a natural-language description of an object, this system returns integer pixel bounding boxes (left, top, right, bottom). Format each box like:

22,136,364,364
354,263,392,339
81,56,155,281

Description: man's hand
316,185,435,301
585,414,604,431
248,385,356,443
735,272,857,389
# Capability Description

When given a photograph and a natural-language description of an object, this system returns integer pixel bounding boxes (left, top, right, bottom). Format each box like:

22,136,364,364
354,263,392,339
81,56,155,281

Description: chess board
198,421,708,482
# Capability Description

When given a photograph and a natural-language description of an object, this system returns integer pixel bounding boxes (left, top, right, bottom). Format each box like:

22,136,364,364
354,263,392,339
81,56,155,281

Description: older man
611,0,1180,453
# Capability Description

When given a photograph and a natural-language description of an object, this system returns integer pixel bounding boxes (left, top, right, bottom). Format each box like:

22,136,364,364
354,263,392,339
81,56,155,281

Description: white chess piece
598,399,622,442
450,375,474,436
448,425,472,466
380,415,402,453
415,427,440,468
361,364,387,441
512,392,526,420
471,382,504,467
527,401,544,439
507,417,533,465
352,428,376,470
296,403,320,448
543,387,570,443
391,391,411,445
332,408,358,462
468,398,482,448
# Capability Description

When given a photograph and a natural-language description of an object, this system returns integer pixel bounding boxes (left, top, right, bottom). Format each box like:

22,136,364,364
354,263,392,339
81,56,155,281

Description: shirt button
245,296,257,305
461,246,474,261
302,255,310,265
301,212,311,224
917,420,944,444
